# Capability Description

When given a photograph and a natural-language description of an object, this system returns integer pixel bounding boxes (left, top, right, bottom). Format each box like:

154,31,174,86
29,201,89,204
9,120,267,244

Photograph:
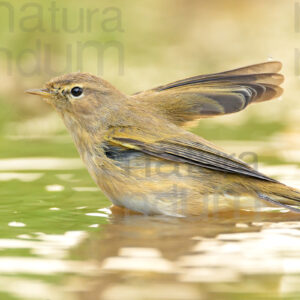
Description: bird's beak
25,88,52,98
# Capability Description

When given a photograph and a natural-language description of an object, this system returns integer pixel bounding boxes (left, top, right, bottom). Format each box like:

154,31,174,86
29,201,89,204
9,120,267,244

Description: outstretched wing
131,61,284,127
105,126,276,182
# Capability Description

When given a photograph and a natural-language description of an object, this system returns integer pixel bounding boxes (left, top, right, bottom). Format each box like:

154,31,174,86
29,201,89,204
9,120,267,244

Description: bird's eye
70,86,83,98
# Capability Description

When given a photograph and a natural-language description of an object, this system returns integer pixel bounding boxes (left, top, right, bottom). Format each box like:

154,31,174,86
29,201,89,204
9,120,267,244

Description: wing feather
132,62,284,126
106,129,276,182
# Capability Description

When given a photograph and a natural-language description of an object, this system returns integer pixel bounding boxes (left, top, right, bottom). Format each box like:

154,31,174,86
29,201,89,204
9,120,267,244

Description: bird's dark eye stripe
71,86,83,97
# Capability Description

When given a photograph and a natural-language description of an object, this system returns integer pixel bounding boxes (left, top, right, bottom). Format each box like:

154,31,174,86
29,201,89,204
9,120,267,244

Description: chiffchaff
26,61,300,216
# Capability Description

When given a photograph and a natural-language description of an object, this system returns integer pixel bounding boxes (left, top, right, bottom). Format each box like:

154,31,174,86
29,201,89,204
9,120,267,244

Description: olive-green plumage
26,61,300,216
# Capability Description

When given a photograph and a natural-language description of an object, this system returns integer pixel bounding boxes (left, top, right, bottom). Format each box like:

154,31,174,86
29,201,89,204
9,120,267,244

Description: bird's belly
93,152,265,216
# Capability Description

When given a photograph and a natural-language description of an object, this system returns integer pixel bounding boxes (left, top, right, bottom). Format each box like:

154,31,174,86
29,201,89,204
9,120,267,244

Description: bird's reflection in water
74,208,300,300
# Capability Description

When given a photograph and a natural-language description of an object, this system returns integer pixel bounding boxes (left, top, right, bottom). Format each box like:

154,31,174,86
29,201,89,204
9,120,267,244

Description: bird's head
26,72,125,117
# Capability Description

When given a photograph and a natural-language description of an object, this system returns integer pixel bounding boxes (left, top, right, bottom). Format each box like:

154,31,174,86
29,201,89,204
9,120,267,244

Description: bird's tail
257,182,300,212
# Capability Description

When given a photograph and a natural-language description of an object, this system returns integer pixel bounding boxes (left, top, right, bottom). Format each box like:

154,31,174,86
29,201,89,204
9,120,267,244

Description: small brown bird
26,61,300,216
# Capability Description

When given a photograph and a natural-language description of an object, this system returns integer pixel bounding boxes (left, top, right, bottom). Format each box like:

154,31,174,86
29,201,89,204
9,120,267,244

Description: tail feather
258,184,300,213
